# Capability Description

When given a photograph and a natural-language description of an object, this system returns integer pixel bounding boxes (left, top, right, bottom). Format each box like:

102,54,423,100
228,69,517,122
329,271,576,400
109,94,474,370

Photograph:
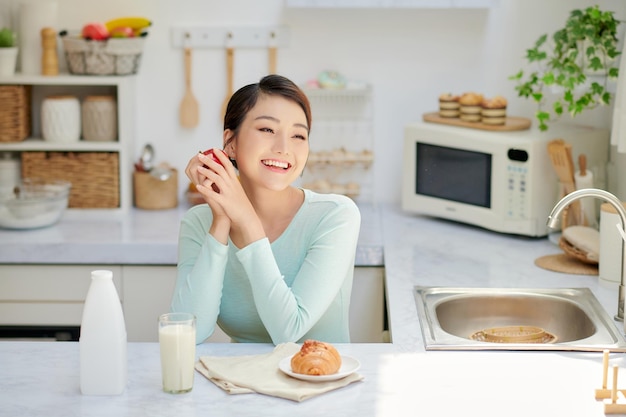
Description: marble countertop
3,202,626,415
0,203,384,266
2,337,624,416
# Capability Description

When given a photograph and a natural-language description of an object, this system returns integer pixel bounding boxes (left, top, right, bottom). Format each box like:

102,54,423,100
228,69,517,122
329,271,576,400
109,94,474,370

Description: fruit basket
59,30,146,75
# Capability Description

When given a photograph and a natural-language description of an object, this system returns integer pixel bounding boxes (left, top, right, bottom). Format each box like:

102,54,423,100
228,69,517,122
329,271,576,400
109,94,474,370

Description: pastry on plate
459,92,483,122
290,339,342,376
481,95,508,125
438,93,460,118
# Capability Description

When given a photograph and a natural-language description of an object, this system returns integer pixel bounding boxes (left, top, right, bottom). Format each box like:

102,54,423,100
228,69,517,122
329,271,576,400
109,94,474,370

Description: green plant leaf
508,71,523,81
553,101,563,115
510,5,620,130
542,72,555,85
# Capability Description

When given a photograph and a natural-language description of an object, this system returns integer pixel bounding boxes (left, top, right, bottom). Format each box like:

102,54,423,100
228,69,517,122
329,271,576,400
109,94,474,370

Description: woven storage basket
133,170,178,209
60,34,145,75
0,85,31,142
21,152,119,208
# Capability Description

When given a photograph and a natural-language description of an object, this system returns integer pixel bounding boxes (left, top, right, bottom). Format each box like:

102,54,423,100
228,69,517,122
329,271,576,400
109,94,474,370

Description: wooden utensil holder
133,170,178,210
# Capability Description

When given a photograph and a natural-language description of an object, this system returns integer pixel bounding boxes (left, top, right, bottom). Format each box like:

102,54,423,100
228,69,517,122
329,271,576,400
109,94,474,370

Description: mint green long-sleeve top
171,189,361,344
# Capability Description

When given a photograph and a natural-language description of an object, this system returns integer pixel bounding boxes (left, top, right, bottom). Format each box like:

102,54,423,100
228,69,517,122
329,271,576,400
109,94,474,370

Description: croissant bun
290,339,342,376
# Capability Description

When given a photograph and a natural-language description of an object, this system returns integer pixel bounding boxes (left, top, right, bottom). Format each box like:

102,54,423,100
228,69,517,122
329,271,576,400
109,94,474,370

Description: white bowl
0,179,71,229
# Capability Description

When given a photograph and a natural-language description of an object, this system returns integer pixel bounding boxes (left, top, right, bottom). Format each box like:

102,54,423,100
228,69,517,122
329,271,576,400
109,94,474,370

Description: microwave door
416,143,492,209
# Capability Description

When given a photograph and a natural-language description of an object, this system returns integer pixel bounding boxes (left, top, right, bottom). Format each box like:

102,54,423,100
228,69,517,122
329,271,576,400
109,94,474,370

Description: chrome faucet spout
547,188,626,322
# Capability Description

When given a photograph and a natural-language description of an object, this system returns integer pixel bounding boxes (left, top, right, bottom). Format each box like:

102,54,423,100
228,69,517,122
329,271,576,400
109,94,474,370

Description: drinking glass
158,312,196,394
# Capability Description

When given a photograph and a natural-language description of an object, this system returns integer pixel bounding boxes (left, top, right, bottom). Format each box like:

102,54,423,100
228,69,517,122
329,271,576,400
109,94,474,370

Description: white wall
2,0,625,203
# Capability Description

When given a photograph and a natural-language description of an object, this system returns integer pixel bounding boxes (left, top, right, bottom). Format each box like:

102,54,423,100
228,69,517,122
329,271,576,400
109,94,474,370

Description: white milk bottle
80,270,127,395
158,313,196,393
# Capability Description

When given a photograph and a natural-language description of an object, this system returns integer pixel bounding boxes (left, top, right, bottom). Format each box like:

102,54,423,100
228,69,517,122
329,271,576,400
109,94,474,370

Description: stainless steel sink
414,286,626,352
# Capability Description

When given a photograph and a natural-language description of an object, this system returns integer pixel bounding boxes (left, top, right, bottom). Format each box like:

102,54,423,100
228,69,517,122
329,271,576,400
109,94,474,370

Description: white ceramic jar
41,95,81,142
81,95,117,142
0,152,20,198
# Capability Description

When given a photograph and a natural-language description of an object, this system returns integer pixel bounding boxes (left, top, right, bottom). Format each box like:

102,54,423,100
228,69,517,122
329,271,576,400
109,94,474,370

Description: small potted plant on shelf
510,5,622,131
0,27,18,76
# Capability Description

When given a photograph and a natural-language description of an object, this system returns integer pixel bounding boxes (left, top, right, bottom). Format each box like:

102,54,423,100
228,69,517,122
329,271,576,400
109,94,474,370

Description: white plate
278,355,361,382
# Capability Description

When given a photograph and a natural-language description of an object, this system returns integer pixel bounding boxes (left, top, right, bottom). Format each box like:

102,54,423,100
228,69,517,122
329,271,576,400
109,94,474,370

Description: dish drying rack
594,349,626,414
301,85,374,202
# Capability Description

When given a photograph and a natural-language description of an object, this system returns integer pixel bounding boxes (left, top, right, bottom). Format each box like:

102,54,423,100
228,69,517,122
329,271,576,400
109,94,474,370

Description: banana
104,17,151,33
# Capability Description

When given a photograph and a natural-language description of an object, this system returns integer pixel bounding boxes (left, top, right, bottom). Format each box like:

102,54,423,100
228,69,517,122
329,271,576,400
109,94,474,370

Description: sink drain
470,326,557,344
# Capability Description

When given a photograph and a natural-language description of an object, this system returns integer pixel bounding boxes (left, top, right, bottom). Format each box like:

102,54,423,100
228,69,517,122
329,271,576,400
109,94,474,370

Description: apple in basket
110,26,135,38
81,22,109,41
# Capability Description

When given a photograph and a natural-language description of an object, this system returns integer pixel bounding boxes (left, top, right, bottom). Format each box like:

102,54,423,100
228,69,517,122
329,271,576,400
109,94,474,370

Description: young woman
171,74,361,344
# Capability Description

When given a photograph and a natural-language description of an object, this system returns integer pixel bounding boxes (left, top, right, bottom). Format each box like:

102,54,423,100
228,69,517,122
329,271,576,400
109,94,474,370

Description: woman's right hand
184,151,207,188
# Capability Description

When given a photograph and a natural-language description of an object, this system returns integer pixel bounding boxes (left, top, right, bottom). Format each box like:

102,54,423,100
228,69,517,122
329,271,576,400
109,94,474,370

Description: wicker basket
21,152,119,208
0,85,31,142
60,34,145,75
133,170,178,210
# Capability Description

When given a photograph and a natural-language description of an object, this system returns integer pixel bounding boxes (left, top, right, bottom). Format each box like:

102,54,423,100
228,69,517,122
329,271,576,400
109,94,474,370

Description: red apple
110,26,135,38
202,149,225,168
82,22,109,41
201,149,226,192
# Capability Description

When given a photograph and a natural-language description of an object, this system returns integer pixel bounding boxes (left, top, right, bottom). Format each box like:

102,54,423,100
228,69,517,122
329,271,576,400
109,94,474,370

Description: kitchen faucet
547,188,626,323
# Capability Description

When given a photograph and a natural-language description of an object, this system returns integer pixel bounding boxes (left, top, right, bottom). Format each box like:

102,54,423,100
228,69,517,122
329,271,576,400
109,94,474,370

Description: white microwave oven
401,122,610,237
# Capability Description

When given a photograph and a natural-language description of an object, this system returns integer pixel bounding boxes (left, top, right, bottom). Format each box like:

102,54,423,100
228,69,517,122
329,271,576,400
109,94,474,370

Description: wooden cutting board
423,112,532,131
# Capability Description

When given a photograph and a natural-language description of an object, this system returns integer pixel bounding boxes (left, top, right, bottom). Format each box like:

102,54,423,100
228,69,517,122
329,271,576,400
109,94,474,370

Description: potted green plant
0,27,18,76
510,5,622,131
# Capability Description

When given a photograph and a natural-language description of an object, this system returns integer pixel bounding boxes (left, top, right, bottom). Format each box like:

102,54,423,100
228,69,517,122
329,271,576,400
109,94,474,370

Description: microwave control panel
506,148,530,220
506,161,529,220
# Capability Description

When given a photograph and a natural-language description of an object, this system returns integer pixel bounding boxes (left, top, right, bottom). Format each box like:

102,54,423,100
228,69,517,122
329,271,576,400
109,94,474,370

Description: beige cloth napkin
195,342,364,402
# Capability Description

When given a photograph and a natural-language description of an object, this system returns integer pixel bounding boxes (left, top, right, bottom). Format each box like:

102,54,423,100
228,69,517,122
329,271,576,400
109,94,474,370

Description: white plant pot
0,47,18,76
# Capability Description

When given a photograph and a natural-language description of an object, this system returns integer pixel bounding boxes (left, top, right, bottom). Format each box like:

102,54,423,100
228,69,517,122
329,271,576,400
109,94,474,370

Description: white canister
81,96,117,142
0,152,20,198
41,95,81,142
599,202,626,283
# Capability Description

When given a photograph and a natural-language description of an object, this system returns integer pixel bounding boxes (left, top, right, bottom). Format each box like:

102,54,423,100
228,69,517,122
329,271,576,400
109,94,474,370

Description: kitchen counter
0,203,384,266
2,203,626,415
2,338,624,416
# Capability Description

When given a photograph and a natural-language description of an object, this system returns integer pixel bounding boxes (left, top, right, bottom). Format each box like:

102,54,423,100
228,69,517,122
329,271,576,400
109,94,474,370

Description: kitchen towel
195,342,363,402
611,36,626,154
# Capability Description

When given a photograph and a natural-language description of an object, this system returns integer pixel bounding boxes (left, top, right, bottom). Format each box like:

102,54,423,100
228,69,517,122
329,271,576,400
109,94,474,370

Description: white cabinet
0,265,122,326
123,265,386,343
349,266,386,343
0,74,136,211
0,264,386,343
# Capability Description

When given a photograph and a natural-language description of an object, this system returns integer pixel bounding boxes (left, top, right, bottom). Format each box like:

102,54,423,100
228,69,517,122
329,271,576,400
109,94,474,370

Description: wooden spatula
547,139,582,226
179,45,199,129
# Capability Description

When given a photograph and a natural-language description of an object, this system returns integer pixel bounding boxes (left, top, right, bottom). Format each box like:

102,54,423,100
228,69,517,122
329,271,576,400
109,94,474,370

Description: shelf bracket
170,26,290,49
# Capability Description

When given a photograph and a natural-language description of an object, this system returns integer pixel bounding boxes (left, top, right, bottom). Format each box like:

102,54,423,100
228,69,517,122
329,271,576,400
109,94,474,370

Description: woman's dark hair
223,75,312,150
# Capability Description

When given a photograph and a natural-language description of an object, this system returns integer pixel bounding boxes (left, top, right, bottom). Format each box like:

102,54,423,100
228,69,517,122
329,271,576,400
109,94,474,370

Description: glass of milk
158,312,196,394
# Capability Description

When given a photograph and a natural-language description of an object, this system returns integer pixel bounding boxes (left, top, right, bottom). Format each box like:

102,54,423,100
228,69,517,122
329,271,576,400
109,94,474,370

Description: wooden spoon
220,42,234,123
179,45,199,129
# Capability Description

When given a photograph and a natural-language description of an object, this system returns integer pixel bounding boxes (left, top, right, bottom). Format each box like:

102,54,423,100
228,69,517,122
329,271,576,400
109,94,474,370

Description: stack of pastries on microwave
438,92,507,125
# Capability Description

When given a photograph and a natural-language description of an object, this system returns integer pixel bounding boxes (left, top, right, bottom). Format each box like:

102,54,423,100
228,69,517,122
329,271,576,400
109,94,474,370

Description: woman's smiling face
228,94,310,191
